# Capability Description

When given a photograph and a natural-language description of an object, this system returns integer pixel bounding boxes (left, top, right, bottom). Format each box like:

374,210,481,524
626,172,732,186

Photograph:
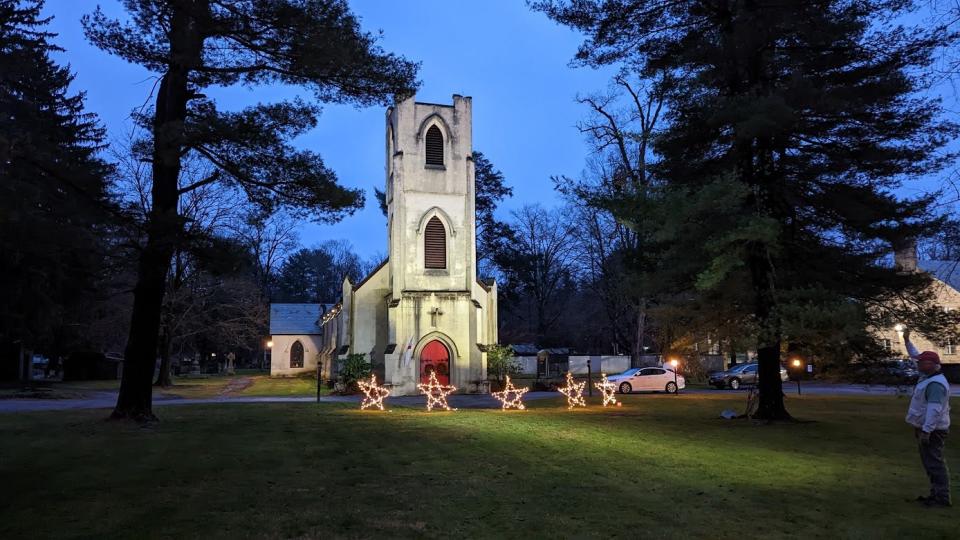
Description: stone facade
874,247,960,363
322,95,498,396
269,303,330,377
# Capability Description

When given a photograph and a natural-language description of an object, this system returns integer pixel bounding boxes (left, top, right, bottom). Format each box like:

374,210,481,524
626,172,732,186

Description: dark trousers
916,429,951,503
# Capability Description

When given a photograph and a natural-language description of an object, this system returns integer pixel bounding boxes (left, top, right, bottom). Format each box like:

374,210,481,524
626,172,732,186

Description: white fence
512,355,633,376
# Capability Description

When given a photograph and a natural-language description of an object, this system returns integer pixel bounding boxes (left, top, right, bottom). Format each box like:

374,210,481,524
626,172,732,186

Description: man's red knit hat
917,351,941,364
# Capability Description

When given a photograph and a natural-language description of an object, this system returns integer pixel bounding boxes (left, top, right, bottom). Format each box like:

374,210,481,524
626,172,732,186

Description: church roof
919,260,960,292
270,303,329,335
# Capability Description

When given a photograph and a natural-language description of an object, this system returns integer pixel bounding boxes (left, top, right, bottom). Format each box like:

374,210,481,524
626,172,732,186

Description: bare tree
563,72,669,363
228,211,299,298
497,204,578,344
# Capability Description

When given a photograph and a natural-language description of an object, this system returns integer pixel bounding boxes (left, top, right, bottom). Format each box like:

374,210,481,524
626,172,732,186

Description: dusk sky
41,1,955,258
42,0,618,259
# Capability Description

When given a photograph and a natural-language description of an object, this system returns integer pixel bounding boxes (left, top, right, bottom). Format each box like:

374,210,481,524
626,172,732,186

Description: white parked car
607,367,686,394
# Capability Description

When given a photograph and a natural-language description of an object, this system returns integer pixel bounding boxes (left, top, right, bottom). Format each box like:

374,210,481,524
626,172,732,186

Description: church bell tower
380,95,496,395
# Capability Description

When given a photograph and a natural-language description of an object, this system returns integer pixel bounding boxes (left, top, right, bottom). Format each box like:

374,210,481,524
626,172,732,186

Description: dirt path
219,377,253,396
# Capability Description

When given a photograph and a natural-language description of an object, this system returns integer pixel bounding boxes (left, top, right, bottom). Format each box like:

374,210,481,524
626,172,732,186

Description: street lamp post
669,358,679,395
263,340,273,371
792,358,802,395
587,358,593,397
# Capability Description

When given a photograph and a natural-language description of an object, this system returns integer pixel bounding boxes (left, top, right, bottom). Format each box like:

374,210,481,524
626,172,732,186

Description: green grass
155,374,324,398
0,394,956,539
23,373,325,400
237,374,322,397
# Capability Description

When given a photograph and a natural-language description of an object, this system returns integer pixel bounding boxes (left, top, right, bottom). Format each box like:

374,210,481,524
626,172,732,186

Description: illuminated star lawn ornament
358,374,390,411
417,371,457,411
557,371,586,409
492,375,528,410
594,373,619,407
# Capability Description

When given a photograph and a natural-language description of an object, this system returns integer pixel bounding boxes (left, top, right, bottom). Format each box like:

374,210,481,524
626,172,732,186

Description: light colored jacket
903,337,951,432
905,373,951,432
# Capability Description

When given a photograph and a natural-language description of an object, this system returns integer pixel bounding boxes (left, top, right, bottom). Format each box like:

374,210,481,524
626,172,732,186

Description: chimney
894,238,918,273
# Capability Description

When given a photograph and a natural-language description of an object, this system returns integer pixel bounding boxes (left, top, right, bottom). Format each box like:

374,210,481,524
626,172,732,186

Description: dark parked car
850,360,918,386
708,363,789,390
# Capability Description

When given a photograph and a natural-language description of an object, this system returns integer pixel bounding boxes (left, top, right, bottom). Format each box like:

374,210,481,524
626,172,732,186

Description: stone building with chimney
875,243,960,366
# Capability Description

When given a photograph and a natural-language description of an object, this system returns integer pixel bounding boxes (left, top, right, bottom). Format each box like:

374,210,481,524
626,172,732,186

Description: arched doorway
290,340,304,368
420,340,450,385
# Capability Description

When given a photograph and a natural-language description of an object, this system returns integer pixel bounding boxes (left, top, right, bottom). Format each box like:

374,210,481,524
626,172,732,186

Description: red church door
420,340,450,385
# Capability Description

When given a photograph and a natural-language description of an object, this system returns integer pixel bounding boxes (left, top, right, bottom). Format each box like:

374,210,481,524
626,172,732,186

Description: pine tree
83,0,419,421
472,151,514,273
0,0,114,369
536,0,959,419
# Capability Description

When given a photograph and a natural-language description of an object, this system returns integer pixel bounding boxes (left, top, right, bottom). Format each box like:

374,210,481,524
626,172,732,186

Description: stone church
317,95,498,396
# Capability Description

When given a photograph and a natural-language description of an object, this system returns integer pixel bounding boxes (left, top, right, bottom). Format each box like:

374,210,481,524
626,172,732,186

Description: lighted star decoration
417,371,458,411
557,371,586,409
594,373,619,407
358,374,390,411
491,375,528,410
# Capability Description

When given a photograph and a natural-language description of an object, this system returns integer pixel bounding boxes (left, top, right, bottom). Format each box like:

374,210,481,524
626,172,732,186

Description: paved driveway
0,390,564,413
688,381,960,397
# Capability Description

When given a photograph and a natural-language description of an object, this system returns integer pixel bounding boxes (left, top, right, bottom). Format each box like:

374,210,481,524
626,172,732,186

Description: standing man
902,329,952,507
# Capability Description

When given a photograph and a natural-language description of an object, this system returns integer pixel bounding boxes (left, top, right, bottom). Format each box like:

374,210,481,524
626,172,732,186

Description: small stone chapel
318,94,498,396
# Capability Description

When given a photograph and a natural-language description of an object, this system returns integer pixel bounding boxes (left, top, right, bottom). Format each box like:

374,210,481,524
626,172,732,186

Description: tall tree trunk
111,4,203,421
749,248,790,420
632,299,646,368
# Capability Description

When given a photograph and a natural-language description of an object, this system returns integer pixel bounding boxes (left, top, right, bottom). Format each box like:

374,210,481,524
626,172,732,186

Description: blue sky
43,0,616,258
41,1,957,259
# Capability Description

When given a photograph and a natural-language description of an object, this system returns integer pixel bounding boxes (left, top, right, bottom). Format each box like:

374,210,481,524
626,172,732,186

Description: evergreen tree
274,241,366,303
83,0,418,421
0,0,114,370
537,0,959,419
472,151,514,273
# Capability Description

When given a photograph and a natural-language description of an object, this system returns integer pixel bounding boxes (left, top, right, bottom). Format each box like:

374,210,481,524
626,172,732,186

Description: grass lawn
8,373,326,400
1,394,956,539
153,374,325,399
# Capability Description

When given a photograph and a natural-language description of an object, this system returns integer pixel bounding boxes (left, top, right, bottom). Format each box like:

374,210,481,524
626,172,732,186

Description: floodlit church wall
351,264,390,373
386,292,479,395
270,334,322,376
471,280,498,346
403,196,469,290
388,98,476,296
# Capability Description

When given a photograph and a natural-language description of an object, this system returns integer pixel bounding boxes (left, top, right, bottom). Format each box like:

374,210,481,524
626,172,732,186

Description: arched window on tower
424,216,446,269
425,125,443,166
290,340,304,368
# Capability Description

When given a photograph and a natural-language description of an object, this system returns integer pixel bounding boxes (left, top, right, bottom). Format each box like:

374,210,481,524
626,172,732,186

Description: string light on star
557,371,586,409
417,371,457,411
594,373,620,407
357,373,390,411
491,375,528,410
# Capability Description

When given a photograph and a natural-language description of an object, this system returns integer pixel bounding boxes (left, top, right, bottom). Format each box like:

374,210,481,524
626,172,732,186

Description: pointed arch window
424,216,446,269
425,125,444,166
290,340,304,368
